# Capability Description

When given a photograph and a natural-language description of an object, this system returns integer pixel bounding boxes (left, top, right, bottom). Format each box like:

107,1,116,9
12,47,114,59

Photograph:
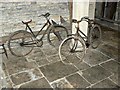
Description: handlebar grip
81,16,89,21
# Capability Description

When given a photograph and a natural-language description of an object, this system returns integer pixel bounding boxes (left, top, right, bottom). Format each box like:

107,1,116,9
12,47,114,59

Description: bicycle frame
73,18,94,43
74,23,88,42
25,19,52,41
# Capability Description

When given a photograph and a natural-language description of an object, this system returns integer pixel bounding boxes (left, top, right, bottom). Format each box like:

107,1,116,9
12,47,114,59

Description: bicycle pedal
86,43,90,48
36,41,43,47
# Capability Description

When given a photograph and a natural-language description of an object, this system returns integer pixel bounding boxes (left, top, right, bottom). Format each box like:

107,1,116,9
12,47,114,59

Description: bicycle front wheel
8,30,34,57
47,25,68,47
59,35,86,65
89,24,102,49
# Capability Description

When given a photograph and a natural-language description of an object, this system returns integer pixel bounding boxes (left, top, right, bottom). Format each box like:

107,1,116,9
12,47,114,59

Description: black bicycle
59,17,102,65
8,13,68,57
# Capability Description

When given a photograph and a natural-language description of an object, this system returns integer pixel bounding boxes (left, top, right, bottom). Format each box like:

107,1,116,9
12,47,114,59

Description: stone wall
0,2,69,37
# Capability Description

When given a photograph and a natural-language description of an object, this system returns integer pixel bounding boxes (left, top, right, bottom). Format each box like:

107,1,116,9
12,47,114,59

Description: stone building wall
0,2,69,37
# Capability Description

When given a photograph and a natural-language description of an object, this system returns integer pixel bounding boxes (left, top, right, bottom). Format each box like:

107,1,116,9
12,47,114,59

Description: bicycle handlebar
72,16,95,24
80,17,95,23
22,13,51,25
38,12,50,20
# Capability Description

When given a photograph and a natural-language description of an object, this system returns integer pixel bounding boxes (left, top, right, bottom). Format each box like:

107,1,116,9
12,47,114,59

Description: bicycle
8,12,68,57
59,17,102,65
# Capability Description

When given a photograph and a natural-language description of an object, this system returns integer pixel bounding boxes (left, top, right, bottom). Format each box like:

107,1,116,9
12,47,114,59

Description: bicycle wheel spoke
59,36,86,65
48,26,68,48
90,25,101,49
8,30,34,57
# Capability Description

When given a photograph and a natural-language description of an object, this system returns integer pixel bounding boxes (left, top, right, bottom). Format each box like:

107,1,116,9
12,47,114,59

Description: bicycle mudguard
51,20,59,25
53,30,62,41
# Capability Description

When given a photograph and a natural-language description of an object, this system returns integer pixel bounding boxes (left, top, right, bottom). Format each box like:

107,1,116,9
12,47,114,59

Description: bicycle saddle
22,19,32,24
72,19,77,23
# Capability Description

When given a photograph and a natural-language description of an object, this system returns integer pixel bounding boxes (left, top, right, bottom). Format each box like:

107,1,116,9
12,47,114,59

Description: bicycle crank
35,40,43,47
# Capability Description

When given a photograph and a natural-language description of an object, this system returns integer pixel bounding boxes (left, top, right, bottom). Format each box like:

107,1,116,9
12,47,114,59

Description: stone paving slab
4,56,37,75
3,77,13,88
39,61,78,82
84,49,110,66
74,61,91,71
91,78,118,88
97,44,119,59
109,73,120,86
66,73,90,88
65,55,82,65
11,72,31,86
42,48,58,57
2,62,8,77
10,68,43,86
35,58,49,67
101,27,119,49
2,51,25,62
100,60,120,86
26,48,46,62
47,54,61,63
40,42,56,51
114,57,120,63
81,65,112,84
19,77,51,88
51,78,73,88
100,60,120,74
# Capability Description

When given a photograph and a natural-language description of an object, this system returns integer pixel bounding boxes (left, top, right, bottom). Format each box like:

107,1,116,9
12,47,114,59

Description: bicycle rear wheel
47,25,68,47
59,35,86,65
8,30,34,57
89,24,101,49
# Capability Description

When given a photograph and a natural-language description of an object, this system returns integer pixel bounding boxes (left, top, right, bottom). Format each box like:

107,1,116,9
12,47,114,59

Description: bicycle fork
53,30,62,41
70,39,78,53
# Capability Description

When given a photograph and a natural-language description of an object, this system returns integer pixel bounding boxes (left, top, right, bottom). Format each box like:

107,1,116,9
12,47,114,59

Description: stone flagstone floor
0,27,120,89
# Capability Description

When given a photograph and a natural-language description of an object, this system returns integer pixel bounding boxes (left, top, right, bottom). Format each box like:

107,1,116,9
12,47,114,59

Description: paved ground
1,26,120,89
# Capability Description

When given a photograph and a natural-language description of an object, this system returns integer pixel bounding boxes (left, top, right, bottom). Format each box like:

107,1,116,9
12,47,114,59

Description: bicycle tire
8,30,34,57
59,35,86,65
89,24,102,49
47,25,68,47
